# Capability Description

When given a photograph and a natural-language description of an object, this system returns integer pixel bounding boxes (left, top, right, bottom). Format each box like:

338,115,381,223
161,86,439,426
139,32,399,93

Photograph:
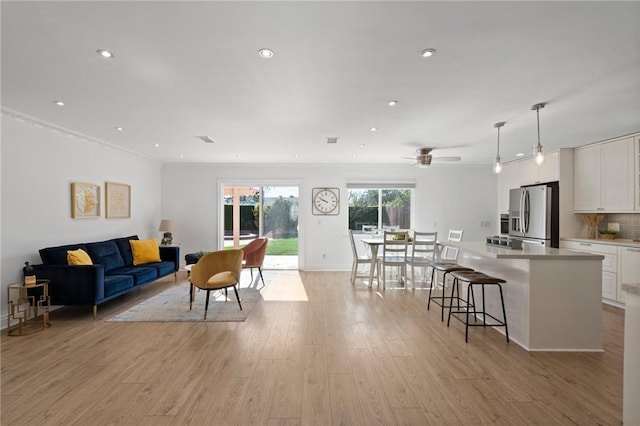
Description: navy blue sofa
29,235,179,319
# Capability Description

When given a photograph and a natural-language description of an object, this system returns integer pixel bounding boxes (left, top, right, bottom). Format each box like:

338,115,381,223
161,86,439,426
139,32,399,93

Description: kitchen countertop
447,241,604,260
562,237,640,249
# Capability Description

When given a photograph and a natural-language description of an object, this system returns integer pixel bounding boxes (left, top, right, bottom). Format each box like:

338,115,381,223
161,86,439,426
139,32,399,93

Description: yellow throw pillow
67,249,93,265
130,239,161,265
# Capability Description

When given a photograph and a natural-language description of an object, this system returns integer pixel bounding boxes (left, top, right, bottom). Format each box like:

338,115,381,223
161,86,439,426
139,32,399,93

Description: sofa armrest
29,264,105,305
159,246,180,271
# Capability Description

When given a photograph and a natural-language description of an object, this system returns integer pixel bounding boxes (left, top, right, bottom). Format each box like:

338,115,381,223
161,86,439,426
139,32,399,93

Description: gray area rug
107,283,262,322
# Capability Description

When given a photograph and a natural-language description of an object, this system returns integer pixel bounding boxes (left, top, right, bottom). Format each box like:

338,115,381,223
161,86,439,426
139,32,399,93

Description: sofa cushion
114,235,139,266
108,266,158,285
67,249,93,265
130,239,161,265
103,275,134,298
86,240,125,272
40,243,89,265
145,261,176,277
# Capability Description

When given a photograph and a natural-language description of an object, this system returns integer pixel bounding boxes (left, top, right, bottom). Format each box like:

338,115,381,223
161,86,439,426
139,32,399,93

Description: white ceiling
2,1,639,166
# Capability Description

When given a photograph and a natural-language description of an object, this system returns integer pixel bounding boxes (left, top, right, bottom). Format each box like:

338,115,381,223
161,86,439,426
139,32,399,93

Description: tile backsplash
598,213,640,240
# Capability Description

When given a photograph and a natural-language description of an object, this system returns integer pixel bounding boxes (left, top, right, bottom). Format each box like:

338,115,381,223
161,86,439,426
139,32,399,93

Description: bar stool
446,270,509,343
427,262,474,321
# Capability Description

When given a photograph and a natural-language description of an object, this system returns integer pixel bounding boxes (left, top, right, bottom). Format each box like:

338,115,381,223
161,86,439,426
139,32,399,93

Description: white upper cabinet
497,161,521,213
574,136,636,212
497,150,561,214
574,144,602,211
636,135,640,211
521,150,559,186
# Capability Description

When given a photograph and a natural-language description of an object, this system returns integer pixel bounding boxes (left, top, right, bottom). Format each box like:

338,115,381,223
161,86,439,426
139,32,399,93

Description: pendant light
493,121,506,174
532,102,547,165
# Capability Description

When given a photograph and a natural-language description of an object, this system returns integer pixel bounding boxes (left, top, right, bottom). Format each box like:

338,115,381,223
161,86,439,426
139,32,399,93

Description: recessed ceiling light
179,154,184,158
295,154,300,159
53,100,65,106
258,48,274,58
516,153,525,157
153,143,159,147
421,48,436,58
115,127,124,131
360,144,366,148
388,100,398,106
97,49,114,59
370,127,377,132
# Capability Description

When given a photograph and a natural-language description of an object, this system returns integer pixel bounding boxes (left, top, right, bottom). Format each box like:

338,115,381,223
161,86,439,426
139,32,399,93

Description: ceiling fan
403,148,461,167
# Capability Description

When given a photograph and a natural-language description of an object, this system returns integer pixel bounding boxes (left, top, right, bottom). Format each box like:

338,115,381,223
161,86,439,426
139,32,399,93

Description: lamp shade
158,219,175,233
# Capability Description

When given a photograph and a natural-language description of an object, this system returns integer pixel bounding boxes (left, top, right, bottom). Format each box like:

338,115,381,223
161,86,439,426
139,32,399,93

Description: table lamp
159,219,175,245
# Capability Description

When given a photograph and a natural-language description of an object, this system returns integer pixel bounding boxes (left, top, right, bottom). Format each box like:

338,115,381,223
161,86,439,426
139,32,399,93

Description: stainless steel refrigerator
508,182,559,247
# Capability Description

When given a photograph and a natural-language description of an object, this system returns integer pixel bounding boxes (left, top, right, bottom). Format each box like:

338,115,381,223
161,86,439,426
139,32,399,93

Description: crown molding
1,107,159,164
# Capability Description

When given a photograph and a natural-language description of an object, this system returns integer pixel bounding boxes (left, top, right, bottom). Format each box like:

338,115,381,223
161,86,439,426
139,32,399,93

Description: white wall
0,111,162,321
161,162,497,270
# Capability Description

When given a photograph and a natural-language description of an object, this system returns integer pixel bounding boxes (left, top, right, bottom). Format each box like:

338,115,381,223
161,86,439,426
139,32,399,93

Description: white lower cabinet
561,240,619,304
602,271,618,301
619,247,640,303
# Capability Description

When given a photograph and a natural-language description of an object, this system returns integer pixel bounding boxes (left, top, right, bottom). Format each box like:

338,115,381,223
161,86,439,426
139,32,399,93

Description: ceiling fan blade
432,156,461,162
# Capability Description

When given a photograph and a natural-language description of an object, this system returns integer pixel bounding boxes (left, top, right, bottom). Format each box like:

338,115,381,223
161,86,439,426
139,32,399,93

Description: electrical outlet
608,223,620,232
480,220,491,228
322,254,326,260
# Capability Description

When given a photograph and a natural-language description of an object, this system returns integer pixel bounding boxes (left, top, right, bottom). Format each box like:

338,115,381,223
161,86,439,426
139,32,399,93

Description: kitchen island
445,241,604,351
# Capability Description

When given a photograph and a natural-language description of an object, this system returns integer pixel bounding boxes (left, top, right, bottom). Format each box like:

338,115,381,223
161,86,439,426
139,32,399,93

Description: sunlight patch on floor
260,270,309,301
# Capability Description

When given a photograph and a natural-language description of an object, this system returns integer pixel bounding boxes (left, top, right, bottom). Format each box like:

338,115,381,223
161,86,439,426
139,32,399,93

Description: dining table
360,237,444,288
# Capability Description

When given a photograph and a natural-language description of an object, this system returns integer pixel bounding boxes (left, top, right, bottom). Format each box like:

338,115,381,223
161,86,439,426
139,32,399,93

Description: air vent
196,136,215,143
327,137,338,144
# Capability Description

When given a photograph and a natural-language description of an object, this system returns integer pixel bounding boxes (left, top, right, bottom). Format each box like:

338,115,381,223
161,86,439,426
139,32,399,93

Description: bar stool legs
427,263,474,322
446,271,509,343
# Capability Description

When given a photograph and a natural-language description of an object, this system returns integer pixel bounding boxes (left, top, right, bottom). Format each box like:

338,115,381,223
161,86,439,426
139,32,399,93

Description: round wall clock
312,187,340,215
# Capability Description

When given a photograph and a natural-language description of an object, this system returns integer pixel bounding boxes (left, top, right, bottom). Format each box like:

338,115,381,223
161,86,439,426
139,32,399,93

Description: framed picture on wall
71,182,100,218
105,181,131,218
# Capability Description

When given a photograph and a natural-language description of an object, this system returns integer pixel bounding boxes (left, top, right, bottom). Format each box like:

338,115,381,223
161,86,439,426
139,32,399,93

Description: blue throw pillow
86,240,125,272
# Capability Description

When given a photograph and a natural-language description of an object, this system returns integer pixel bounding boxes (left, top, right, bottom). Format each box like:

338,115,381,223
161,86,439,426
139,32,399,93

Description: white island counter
445,241,604,351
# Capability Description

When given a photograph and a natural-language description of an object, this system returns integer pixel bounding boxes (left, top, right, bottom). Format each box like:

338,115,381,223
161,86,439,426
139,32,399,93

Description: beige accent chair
188,249,243,319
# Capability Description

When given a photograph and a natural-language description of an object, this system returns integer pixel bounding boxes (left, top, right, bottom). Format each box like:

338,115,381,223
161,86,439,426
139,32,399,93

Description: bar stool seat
427,262,474,321
446,270,509,343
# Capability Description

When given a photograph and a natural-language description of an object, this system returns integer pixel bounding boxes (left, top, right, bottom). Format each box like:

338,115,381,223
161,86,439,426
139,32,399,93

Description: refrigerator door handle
519,190,525,233
524,190,530,233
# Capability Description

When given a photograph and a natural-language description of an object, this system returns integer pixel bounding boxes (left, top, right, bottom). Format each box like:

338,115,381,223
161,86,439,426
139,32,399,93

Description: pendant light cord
536,106,541,147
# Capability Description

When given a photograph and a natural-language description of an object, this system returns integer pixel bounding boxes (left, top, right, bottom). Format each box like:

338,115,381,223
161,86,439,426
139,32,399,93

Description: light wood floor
1,270,624,425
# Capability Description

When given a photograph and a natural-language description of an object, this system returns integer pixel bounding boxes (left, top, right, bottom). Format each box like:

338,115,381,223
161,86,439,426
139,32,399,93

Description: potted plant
598,230,618,240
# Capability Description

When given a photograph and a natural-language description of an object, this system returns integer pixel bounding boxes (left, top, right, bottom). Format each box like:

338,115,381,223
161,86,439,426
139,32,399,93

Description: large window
348,187,413,232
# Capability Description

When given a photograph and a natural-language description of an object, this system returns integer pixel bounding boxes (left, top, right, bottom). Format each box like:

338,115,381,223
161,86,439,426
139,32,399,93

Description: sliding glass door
223,185,299,269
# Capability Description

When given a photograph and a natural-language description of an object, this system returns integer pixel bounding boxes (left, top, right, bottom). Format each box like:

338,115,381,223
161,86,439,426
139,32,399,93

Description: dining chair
377,230,409,290
348,229,373,284
405,231,438,289
439,229,464,261
428,229,474,321
188,249,243,319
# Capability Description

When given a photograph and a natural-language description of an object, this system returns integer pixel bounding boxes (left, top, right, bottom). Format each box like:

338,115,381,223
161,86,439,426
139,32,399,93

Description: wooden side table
7,279,51,336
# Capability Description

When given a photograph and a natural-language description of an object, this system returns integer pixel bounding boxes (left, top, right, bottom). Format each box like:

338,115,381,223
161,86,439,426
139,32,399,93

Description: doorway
223,185,299,270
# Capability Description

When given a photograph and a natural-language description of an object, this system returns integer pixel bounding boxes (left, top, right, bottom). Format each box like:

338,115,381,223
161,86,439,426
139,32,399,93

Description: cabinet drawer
560,241,617,272
561,241,618,255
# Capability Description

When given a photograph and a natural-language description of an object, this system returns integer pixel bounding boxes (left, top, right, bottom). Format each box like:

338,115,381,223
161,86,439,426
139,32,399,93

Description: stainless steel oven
500,214,509,235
